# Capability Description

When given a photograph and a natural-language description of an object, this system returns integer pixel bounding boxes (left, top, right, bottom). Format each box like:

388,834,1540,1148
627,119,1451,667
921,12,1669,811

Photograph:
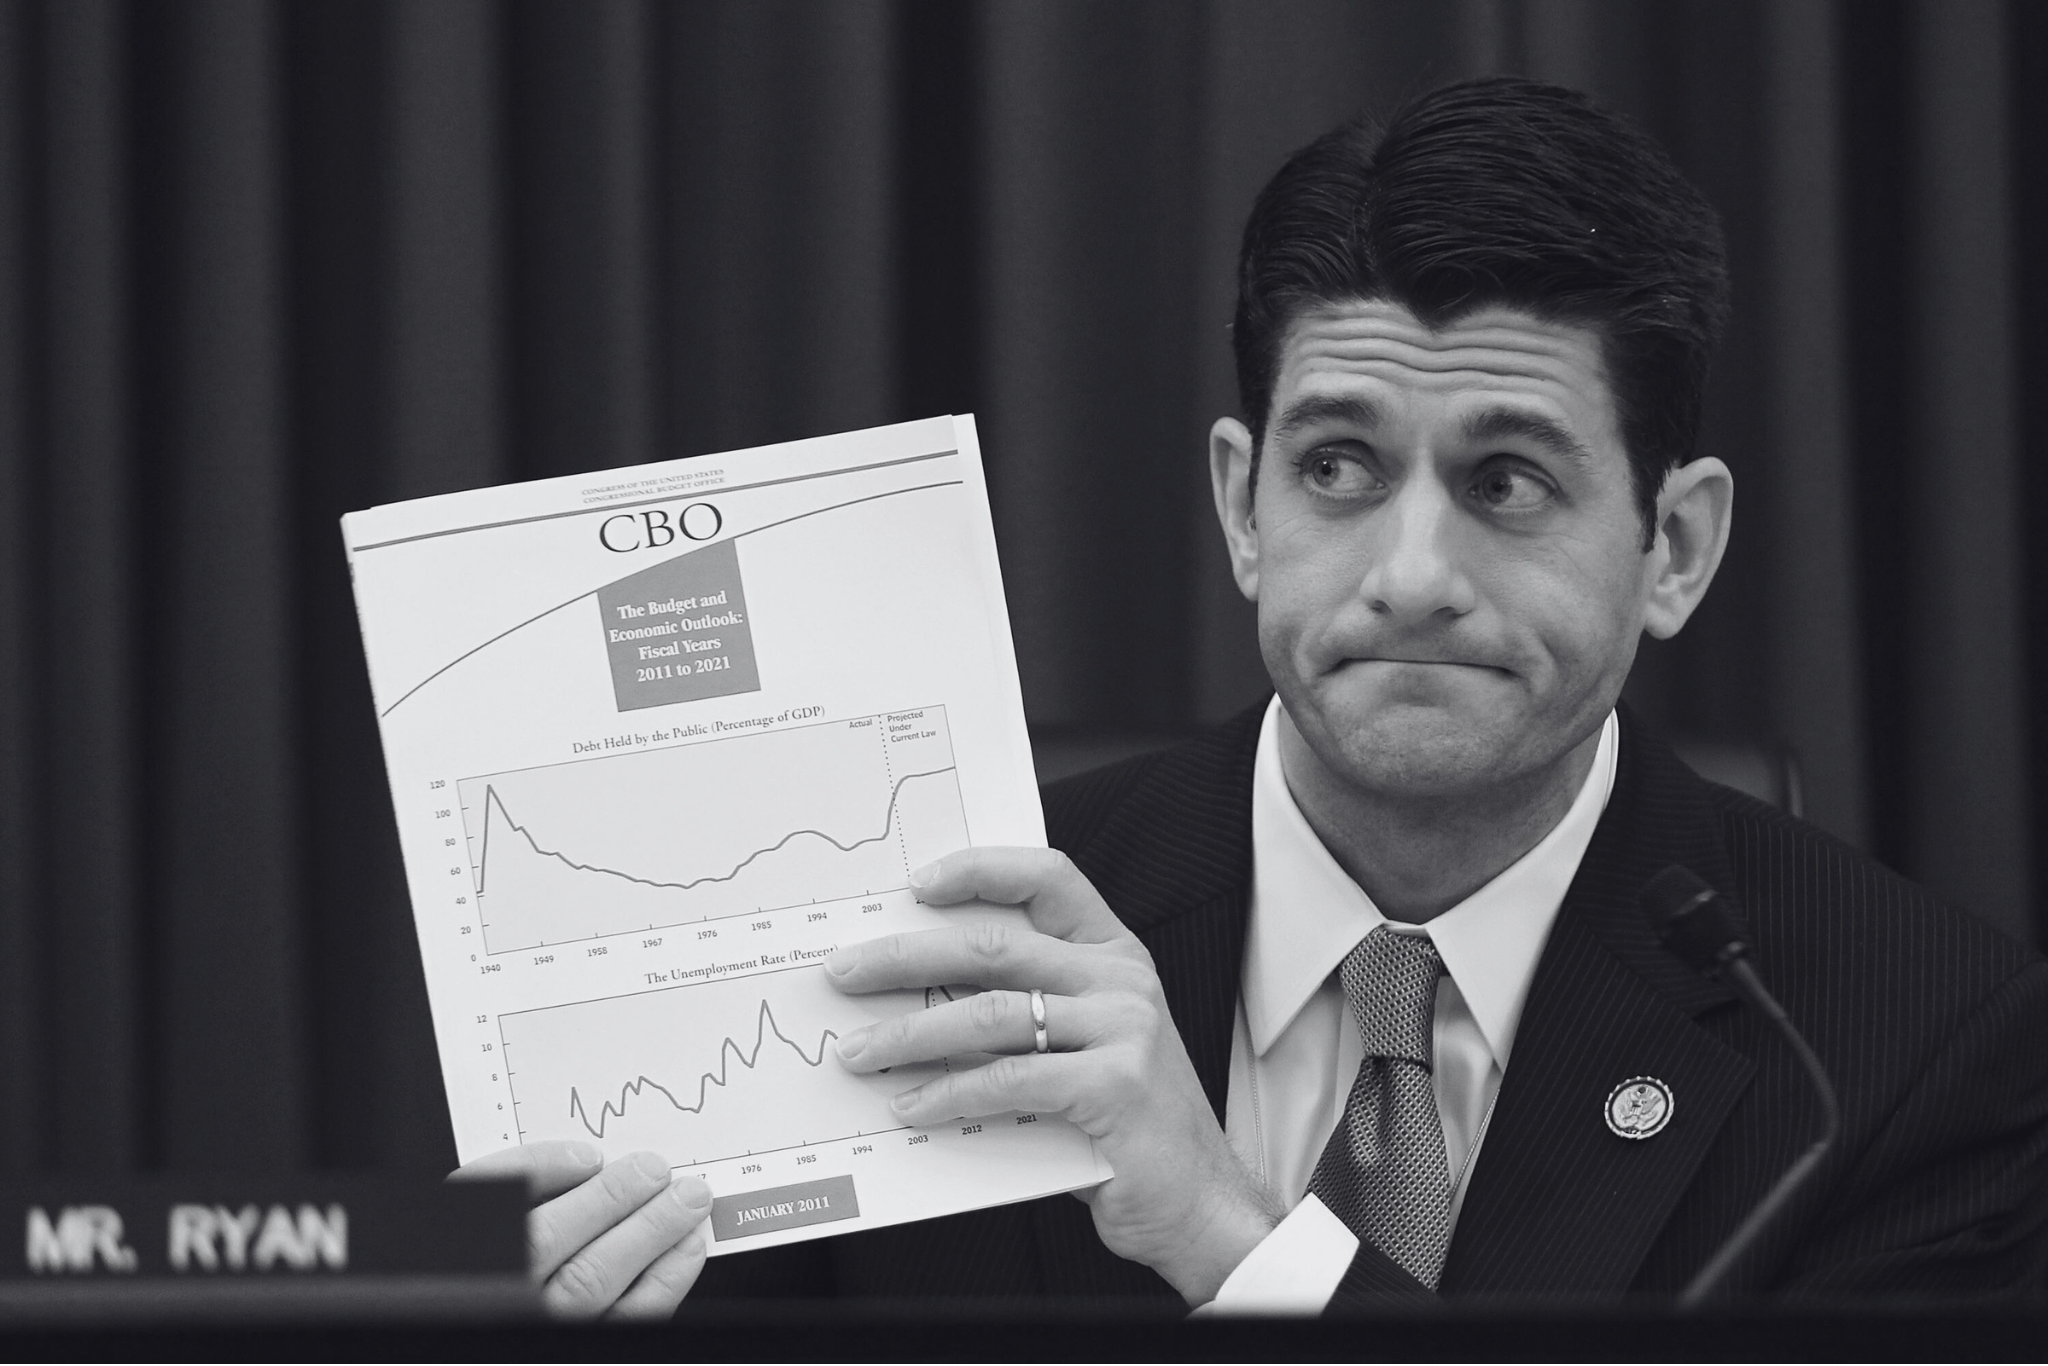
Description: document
342,416,1110,1253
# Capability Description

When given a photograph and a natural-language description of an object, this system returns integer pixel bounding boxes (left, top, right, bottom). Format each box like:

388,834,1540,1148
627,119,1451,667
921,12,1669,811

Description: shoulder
1703,779,2038,1012
1583,706,2043,1106
1037,703,1265,925
1612,713,2048,1101
1694,780,2048,1294
1608,707,2037,1006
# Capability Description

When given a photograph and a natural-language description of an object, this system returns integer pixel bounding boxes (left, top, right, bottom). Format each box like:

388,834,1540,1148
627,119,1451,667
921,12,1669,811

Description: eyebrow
1460,408,1596,466
1268,394,1386,443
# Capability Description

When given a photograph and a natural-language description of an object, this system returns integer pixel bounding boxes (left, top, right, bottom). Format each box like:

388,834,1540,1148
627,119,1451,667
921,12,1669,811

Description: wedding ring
1030,988,1049,1053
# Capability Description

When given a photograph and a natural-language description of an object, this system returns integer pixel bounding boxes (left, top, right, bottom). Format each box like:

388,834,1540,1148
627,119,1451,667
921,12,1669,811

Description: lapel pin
1606,1076,1674,1139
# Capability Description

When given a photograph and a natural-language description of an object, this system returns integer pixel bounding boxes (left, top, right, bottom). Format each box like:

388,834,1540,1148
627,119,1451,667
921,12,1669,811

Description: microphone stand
1676,956,1841,1309
1640,865,1842,1311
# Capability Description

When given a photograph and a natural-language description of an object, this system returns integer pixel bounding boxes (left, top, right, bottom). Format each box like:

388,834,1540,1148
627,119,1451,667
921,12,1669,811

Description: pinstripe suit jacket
694,703,2048,1307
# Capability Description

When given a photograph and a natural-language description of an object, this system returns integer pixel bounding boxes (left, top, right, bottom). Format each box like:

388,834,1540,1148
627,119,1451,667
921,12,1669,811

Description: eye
1296,446,1380,499
1471,463,1554,511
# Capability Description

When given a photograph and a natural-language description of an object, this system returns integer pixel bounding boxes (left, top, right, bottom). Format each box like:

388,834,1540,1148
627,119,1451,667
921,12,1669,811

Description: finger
887,1050,1093,1126
835,989,1093,1073
542,1170,711,1320
825,919,1100,997
604,1226,710,1321
910,847,1132,945
529,1150,673,1283
449,1139,605,1204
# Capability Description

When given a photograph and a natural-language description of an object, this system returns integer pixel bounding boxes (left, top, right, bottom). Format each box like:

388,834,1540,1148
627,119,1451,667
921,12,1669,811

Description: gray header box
595,538,762,712
709,1175,859,1242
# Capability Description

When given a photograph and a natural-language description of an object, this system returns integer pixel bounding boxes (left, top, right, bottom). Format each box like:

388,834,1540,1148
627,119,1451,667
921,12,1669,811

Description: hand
825,847,1284,1304
449,1140,711,1319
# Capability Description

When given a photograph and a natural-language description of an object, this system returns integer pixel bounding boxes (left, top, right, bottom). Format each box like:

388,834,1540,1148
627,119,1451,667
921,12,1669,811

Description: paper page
342,416,1111,1254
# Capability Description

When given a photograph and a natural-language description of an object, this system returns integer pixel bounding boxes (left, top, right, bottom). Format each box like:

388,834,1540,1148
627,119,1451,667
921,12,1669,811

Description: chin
1316,702,1519,799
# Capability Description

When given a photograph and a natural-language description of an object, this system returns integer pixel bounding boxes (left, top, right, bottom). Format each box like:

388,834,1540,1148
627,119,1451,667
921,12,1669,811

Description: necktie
1306,925,1455,1288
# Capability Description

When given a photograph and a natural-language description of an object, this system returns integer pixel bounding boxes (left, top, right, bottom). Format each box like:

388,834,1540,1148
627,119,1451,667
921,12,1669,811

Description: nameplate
0,1179,526,1279
710,1176,858,1241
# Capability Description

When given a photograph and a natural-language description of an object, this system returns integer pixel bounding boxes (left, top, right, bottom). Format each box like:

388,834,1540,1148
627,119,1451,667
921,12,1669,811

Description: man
459,76,2048,1316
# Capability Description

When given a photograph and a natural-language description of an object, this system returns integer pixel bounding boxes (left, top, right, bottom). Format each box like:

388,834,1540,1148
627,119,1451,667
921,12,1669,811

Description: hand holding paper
826,847,1286,1305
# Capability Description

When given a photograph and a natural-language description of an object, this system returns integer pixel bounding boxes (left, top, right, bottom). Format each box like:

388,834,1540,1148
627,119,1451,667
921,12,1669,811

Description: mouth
1344,655,1512,676
1321,657,1521,699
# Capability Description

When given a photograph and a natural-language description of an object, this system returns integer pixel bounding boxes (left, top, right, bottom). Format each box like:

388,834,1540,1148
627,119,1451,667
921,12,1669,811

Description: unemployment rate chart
343,417,1108,1254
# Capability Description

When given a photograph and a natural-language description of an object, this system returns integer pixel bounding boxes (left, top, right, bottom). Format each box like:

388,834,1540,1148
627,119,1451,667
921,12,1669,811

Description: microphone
1639,865,1841,1309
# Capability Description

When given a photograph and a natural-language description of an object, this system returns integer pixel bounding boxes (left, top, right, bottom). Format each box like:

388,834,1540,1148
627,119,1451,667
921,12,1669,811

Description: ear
1210,416,1260,602
1641,456,1733,639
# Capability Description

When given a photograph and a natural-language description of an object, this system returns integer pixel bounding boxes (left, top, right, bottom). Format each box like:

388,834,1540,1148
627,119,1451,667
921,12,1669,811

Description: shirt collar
1243,696,1618,1070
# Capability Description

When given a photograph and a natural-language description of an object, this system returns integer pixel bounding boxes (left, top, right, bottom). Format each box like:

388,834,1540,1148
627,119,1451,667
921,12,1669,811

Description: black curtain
1,0,2041,1174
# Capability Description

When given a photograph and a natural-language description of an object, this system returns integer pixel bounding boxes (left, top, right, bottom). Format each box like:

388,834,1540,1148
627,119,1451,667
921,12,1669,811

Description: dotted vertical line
878,716,913,878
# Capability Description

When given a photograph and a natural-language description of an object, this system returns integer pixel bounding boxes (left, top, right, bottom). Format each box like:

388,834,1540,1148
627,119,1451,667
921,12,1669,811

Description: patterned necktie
1306,925,1455,1288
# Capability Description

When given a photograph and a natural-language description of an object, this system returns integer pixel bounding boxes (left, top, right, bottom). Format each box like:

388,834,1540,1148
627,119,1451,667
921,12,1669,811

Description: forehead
1269,300,1621,450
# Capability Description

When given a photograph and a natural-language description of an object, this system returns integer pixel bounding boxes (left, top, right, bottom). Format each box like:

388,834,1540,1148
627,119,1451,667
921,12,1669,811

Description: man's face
1227,299,1658,801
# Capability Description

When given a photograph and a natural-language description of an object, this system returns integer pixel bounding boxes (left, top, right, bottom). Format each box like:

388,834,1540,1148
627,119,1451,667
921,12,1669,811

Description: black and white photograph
0,0,2045,1356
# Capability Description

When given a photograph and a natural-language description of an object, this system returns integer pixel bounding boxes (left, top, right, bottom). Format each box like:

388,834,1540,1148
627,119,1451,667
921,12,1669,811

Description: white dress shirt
1203,696,1618,1313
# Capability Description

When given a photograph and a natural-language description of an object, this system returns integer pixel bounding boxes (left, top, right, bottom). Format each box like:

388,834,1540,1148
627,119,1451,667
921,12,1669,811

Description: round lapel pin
1606,1076,1674,1139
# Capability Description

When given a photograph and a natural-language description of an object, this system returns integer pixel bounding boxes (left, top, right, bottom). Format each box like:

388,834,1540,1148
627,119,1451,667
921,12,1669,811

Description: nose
1355,479,1477,624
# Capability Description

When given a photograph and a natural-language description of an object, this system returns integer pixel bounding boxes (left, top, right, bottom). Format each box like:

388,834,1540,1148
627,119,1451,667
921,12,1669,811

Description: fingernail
672,1177,711,1211
824,948,854,977
836,1026,871,1062
632,1151,671,1183
568,1141,603,1168
890,1092,917,1115
908,861,939,893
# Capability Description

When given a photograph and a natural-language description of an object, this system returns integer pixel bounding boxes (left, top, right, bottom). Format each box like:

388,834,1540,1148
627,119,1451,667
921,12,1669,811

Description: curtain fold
980,0,1203,727
1761,0,1865,855
1904,0,2026,938
0,0,2038,1171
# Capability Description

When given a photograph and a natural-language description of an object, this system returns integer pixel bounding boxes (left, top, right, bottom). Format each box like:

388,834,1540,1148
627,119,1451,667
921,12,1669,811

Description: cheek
1252,575,1313,686
1493,539,1647,686
1253,526,1365,655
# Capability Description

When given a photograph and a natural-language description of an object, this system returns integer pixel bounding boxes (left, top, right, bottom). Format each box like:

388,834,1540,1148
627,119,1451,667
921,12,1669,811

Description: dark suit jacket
695,703,2048,1307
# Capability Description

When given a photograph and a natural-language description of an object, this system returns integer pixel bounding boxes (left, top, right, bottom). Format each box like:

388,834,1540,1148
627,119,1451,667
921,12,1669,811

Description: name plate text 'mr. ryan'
1,1181,525,1278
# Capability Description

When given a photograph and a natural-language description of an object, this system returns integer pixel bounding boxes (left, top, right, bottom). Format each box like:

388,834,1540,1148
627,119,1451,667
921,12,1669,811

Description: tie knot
1336,927,1442,1066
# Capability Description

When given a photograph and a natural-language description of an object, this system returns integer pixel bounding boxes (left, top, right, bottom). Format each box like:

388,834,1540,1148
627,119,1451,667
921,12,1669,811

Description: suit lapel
1441,705,1756,1296
1439,915,1754,1296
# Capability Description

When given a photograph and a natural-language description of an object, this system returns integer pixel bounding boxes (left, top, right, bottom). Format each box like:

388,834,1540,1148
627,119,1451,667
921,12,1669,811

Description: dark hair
1232,76,1730,543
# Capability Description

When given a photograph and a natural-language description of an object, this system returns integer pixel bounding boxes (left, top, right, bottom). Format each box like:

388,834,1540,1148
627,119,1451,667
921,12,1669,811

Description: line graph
459,708,968,953
477,768,955,899
500,968,941,1165
567,999,838,1140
